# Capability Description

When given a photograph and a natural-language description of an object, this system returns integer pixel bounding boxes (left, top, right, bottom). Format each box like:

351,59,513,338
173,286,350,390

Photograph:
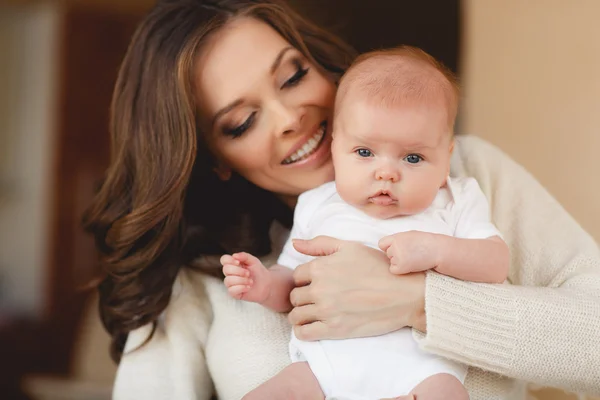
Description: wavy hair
82,0,356,362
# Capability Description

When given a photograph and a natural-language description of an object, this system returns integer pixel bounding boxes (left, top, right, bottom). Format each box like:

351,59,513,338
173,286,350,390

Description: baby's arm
379,177,510,284
221,252,295,313
427,234,509,283
379,232,509,283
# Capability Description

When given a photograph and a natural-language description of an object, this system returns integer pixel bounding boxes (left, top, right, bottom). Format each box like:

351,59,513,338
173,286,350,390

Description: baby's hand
220,252,271,303
378,231,438,274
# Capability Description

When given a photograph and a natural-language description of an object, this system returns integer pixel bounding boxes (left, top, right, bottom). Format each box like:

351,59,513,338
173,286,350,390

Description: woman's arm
289,136,600,395
413,136,600,394
113,269,214,400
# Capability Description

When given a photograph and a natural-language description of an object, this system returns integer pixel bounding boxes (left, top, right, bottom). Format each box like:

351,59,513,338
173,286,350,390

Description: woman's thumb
292,235,342,257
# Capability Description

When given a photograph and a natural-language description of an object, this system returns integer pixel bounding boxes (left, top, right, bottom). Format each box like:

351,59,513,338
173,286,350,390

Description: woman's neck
278,194,298,209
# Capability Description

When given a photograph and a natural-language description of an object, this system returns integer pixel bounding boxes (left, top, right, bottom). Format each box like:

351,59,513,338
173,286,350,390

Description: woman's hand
288,236,427,341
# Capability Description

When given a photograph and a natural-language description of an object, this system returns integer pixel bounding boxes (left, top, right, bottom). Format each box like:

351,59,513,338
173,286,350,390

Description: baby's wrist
426,232,445,269
258,268,274,305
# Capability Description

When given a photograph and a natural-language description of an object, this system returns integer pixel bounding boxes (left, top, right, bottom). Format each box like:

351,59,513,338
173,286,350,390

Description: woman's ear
213,163,232,181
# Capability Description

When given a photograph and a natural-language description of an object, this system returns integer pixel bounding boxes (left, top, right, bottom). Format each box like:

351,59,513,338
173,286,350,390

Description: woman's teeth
282,125,326,165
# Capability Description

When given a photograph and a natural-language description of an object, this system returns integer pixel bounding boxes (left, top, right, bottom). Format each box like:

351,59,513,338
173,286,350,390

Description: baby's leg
242,362,325,400
404,373,469,400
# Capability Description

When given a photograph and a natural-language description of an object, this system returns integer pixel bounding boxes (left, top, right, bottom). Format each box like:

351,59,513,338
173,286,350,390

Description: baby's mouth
281,121,327,165
369,190,397,206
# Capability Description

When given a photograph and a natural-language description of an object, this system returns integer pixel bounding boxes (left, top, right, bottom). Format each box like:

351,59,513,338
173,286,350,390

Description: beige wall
0,3,60,316
461,0,600,243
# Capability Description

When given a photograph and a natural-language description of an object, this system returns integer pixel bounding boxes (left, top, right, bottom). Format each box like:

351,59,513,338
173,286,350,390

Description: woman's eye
405,154,423,164
356,148,373,158
222,112,256,138
282,63,309,89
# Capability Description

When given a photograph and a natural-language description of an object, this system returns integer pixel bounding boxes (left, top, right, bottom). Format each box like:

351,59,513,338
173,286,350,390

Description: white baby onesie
277,177,501,400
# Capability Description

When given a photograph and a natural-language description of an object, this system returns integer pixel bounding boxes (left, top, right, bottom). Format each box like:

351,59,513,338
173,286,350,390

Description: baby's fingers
224,275,253,288
227,285,250,299
220,254,239,266
378,235,394,252
232,252,260,265
222,264,250,277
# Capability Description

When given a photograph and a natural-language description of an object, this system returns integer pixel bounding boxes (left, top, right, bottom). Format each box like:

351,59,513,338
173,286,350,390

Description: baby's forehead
335,50,459,125
334,100,451,147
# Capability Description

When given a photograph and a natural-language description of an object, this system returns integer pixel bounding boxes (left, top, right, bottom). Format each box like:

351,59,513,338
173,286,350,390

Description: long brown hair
83,0,356,363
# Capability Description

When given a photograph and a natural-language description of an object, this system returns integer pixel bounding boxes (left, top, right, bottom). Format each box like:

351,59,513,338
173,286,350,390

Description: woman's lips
281,121,331,168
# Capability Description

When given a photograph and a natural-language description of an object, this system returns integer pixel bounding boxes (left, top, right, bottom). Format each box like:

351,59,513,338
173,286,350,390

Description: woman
84,1,600,399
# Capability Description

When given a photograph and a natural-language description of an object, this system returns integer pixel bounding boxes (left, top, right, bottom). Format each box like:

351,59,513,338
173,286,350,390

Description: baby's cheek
405,184,438,214
336,175,364,207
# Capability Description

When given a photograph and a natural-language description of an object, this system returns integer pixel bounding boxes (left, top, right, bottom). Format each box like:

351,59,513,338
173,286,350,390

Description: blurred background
0,0,598,399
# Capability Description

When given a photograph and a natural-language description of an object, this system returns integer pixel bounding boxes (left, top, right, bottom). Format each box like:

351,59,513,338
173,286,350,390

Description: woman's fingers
292,261,314,287
222,264,249,277
293,321,328,341
288,303,319,325
289,282,314,305
292,235,343,257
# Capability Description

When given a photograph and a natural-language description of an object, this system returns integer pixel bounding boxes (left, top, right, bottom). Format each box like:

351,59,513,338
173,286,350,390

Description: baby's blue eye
405,154,423,164
356,149,373,157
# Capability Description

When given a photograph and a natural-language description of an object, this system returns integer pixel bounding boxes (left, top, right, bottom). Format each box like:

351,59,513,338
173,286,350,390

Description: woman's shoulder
114,269,216,400
452,135,510,177
123,267,214,353
451,134,537,196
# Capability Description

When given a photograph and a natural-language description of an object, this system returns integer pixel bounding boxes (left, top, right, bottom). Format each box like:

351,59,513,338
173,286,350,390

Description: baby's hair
335,46,460,130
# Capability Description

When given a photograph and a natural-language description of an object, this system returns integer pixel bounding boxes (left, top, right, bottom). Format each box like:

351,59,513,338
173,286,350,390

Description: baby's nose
375,168,400,182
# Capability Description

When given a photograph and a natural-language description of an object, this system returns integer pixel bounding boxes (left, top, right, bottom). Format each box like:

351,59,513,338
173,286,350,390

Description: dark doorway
290,0,461,73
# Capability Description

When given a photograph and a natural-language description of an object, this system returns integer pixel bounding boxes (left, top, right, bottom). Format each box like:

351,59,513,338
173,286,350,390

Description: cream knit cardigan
113,136,600,400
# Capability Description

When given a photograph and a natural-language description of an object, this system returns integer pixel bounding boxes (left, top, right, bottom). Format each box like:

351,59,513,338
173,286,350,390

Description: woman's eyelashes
282,59,309,89
221,60,309,138
222,112,256,138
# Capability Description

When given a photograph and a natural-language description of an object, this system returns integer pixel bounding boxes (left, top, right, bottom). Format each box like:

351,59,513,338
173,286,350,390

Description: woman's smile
196,17,337,196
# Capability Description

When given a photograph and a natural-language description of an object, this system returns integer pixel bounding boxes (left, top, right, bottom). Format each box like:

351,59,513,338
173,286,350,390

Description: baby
221,46,509,400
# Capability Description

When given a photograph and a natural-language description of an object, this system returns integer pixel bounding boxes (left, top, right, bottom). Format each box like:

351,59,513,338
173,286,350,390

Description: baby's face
331,99,454,219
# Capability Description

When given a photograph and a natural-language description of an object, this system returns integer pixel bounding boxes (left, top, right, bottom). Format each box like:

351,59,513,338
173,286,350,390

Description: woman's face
194,17,336,202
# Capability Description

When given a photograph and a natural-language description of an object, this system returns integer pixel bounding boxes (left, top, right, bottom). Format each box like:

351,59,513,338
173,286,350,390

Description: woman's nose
271,100,305,136
375,167,400,182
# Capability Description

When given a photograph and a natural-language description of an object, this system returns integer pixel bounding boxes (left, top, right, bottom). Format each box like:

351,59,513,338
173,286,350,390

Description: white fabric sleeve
452,177,503,240
276,223,310,270
276,183,335,269
276,190,314,269
413,136,600,394
113,271,214,400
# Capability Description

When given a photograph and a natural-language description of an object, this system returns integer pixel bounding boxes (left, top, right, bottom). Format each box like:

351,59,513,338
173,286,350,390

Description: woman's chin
291,166,335,196
311,160,335,186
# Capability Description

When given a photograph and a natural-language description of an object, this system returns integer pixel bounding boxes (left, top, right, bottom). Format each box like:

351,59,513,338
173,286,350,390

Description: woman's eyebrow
213,99,243,126
212,46,294,126
270,46,293,74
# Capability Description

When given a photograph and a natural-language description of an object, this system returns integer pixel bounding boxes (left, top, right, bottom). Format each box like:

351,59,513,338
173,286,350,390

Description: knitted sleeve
415,136,600,395
113,269,214,400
